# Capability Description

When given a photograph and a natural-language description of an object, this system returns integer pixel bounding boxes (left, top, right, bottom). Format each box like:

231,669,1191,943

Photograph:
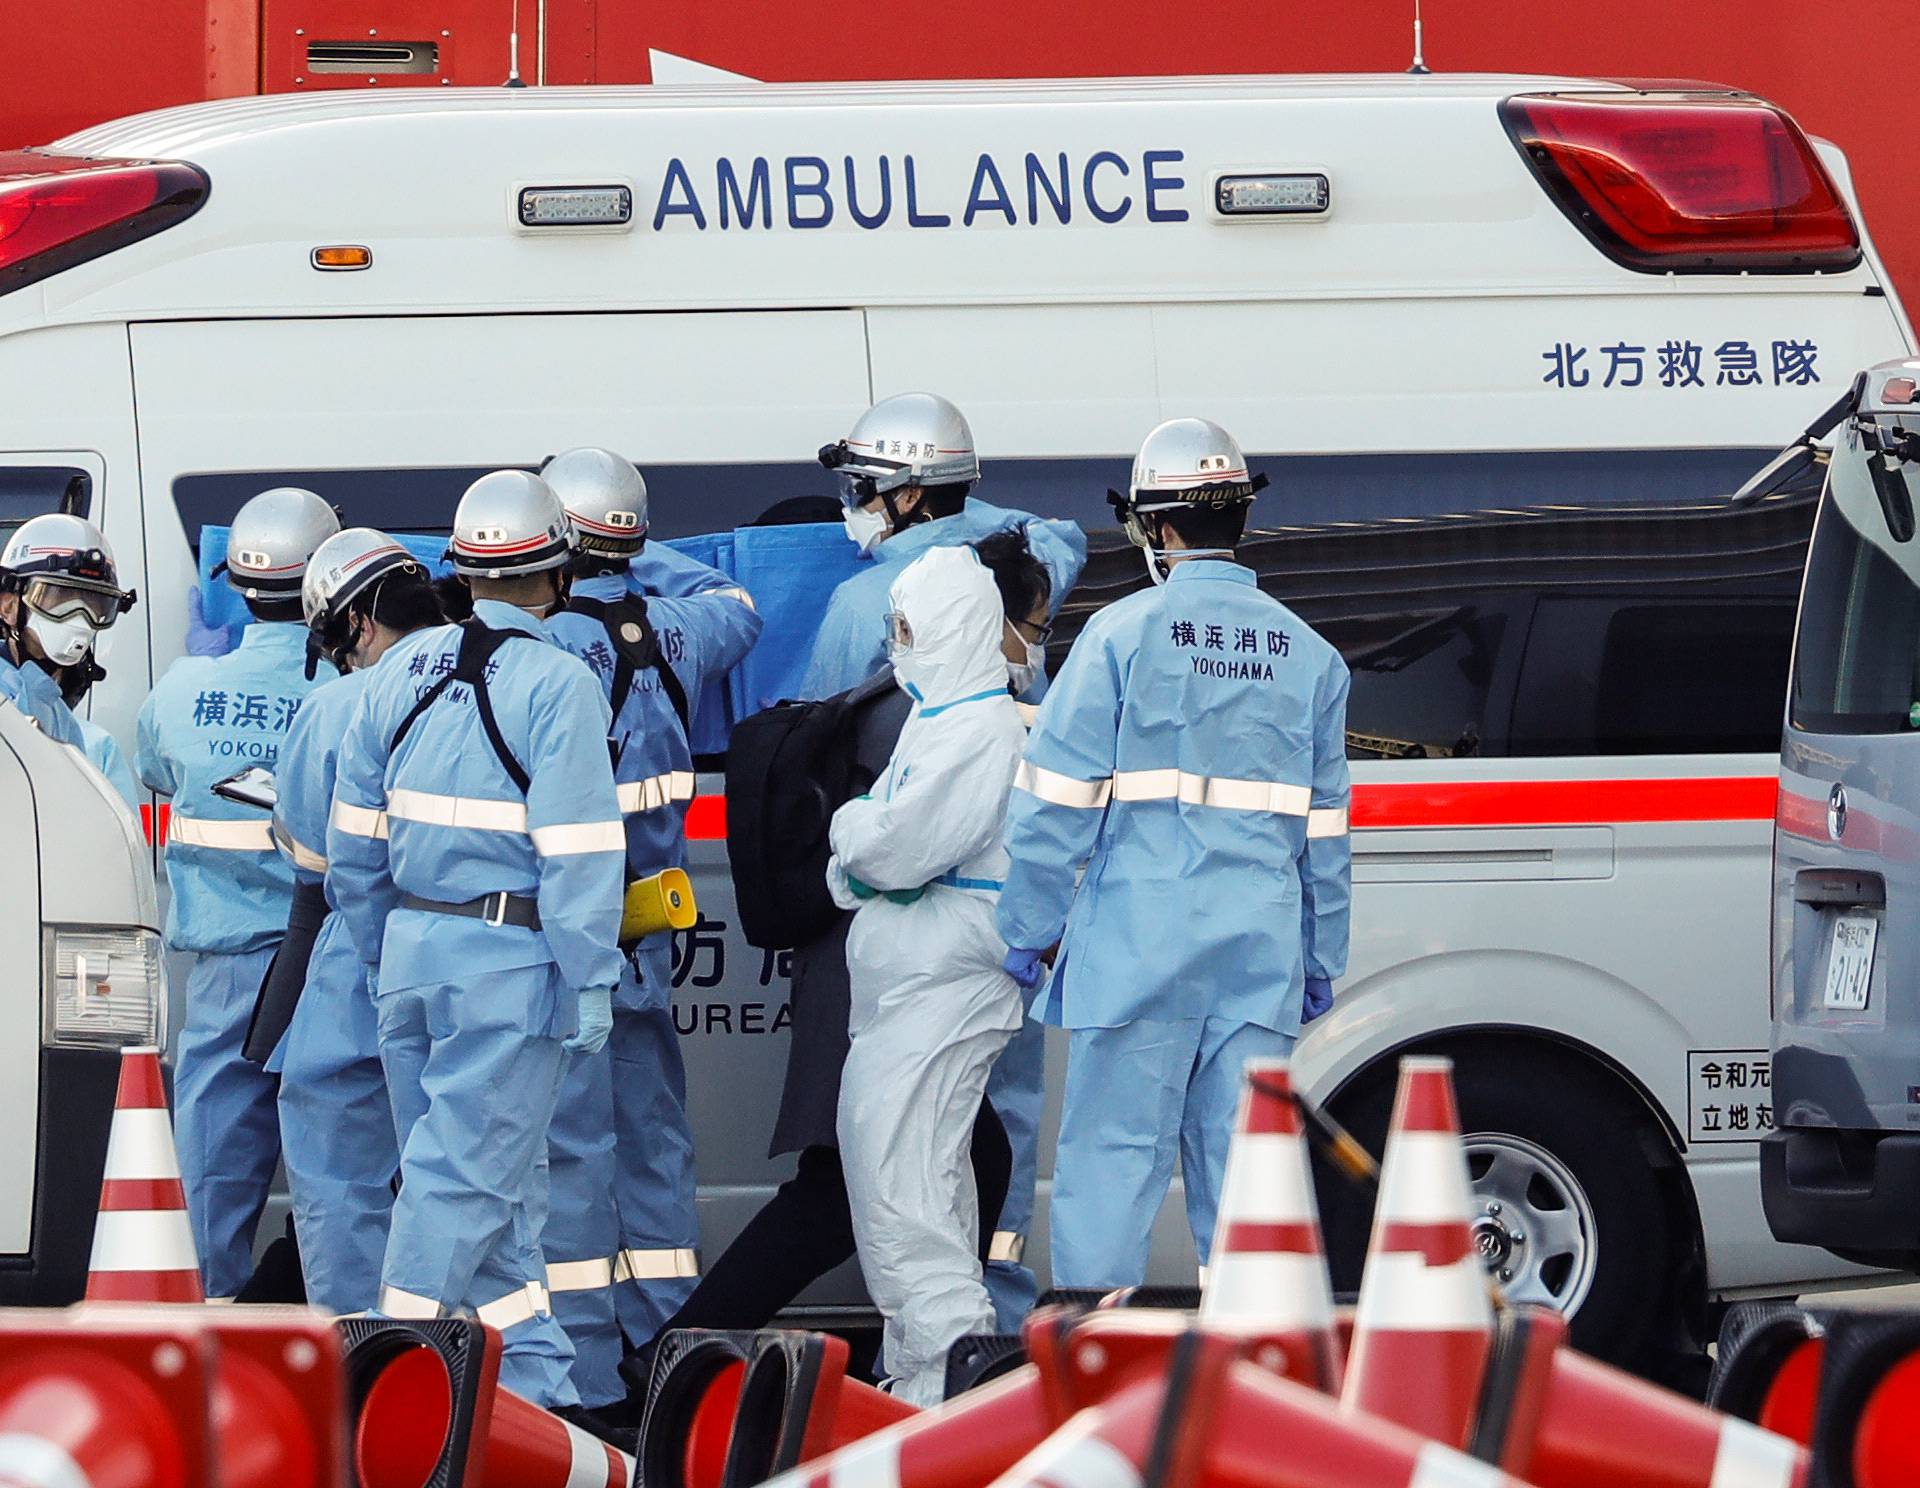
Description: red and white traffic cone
722,1331,917,1487
0,1308,215,1488
85,1046,203,1304
1198,1059,1341,1390
486,1388,636,1488
194,1310,347,1488
983,1374,1166,1488
1340,1057,1492,1450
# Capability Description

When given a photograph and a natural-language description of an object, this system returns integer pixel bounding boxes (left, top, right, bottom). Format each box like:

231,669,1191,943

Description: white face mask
1007,633,1045,695
842,504,890,556
27,609,94,667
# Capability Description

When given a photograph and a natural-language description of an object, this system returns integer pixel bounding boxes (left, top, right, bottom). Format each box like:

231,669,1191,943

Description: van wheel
1319,1041,1681,1371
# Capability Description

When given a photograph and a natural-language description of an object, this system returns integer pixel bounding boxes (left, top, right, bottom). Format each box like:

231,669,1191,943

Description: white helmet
0,513,137,668
1110,417,1267,546
818,392,981,507
448,469,573,578
302,527,424,629
542,448,650,560
226,487,341,602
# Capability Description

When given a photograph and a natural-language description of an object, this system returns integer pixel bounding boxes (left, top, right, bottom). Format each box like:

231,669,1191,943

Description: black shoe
614,1335,664,1414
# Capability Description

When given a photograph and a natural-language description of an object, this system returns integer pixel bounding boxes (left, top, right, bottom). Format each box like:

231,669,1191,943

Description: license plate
1823,913,1880,1011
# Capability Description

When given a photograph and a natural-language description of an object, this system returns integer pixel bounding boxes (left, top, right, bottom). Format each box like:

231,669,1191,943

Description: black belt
400,891,542,930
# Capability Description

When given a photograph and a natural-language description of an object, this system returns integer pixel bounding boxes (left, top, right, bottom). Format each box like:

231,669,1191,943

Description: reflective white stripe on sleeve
330,800,390,840
1014,760,1112,810
547,1257,616,1293
616,771,697,814
614,1247,699,1281
987,1231,1026,1265
167,814,277,851
1306,806,1350,839
530,820,627,857
475,1281,552,1330
378,1285,445,1320
274,821,329,872
386,788,528,834
1111,769,1310,816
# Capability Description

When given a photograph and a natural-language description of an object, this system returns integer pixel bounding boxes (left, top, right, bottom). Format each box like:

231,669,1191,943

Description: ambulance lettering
647,149,1190,232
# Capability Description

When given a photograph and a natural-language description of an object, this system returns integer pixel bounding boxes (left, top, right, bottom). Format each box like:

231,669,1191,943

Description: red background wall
5,1,1913,305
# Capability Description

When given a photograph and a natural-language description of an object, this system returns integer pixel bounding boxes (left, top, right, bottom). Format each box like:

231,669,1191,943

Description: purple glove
1003,946,1047,992
1303,976,1334,1023
186,585,238,658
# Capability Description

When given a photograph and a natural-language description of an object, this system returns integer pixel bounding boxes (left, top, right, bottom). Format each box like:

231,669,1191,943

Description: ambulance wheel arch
1315,1028,1705,1372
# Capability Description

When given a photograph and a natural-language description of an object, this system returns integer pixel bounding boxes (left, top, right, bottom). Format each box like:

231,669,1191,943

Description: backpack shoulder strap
388,619,533,795
573,593,691,737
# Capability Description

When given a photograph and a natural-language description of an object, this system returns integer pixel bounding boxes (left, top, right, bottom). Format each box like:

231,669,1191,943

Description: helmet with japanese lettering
818,392,981,506
447,469,574,578
0,513,137,669
542,447,650,560
1109,418,1267,548
225,487,341,601
302,528,423,629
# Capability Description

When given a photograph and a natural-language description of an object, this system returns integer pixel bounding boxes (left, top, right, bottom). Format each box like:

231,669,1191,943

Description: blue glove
846,873,879,901
565,986,614,1054
186,585,238,658
1303,976,1334,1023
1003,946,1047,992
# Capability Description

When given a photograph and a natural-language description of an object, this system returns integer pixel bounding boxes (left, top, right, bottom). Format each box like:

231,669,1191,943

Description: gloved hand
846,873,879,900
186,585,238,658
1003,946,1047,991
1303,976,1334,1023
565,986,614,1055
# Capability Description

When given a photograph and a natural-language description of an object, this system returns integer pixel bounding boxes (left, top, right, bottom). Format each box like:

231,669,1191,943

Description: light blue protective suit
543,567,761,1403
799,498,1085,1326
997,559,1352,1288
829,546,1028,1407
0,653,86,747
79,718,140,808
273,664,402,1315
135,622,329,1296
328,600,624,1409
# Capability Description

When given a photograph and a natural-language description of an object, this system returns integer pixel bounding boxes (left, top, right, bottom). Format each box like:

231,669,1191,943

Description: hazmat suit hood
887,547,1009,710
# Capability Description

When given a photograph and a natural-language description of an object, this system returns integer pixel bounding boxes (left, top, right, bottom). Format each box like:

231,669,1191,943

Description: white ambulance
0,74,1908,1366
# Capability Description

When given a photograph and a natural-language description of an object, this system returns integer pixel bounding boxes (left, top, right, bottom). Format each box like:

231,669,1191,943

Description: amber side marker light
311,245,372,270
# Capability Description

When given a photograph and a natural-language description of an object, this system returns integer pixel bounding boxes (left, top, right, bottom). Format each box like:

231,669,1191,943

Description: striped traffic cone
1341,1056,1492,1449
85,1046,203,1303
1198,1059,1341,1390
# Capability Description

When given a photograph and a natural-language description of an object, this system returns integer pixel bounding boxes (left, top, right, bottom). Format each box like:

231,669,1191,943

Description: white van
2,73,1911,1363
0,687,167,1303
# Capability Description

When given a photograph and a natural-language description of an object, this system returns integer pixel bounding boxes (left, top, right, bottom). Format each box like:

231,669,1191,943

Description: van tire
1318,1038,1683,1372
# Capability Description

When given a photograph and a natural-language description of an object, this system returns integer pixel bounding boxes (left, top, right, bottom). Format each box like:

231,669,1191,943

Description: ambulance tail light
0,152,209,297
1500,94,1861,274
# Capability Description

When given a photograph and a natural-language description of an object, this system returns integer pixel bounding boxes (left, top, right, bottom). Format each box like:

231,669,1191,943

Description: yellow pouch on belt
621,867,697,946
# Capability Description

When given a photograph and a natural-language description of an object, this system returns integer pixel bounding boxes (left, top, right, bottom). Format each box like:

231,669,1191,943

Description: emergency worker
327,470,624,1414
997,419,1352,1289
804,391,1087,1324
137,487,339,1297
830,545,1028,1406
0,513,136,751
271,529,444,1313
537,447,762,1406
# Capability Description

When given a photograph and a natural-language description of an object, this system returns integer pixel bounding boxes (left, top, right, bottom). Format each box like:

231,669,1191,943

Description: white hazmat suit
830,545,1027,1407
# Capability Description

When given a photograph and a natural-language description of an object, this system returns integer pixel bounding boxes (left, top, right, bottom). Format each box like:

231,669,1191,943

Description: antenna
505,0,526,86
1408,0,1431,75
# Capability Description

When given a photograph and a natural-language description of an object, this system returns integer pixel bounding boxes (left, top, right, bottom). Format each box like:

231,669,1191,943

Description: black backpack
724,670,896,950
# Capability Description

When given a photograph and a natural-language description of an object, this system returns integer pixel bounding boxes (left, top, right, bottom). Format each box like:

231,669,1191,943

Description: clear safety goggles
883,610,915,655
23,578,126,631
819,440,914,507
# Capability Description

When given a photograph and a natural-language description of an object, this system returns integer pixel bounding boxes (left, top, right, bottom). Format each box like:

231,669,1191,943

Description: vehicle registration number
1823,913,1879,1011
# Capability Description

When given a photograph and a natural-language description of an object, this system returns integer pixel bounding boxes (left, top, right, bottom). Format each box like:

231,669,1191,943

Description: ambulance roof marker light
1501,92,1862,275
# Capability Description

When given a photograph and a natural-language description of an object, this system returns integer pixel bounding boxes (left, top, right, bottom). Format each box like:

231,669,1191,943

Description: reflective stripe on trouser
173,946,283,1298
545,1045,625,1407
610,997,702,1343
1050,1018,1297,1290
984,1019,1044,1331
374,968,580,1410
278,916,400,1315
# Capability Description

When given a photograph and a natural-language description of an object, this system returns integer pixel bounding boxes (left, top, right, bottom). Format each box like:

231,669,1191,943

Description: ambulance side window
1312,606,1519,760
0,466,90,538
